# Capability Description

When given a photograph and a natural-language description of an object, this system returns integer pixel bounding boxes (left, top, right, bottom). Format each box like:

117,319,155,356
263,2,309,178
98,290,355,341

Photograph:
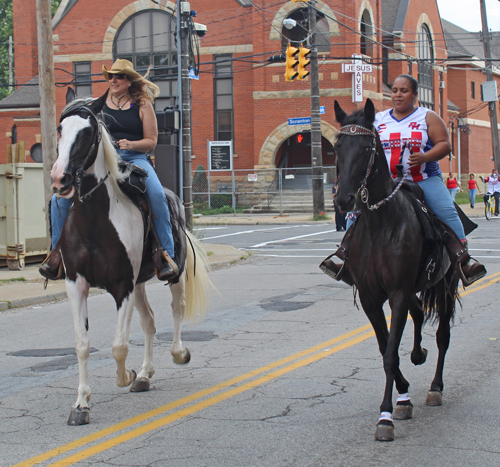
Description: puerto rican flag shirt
374,107,441,182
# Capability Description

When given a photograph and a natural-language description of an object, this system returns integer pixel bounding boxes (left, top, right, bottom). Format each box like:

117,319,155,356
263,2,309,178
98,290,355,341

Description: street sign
320,106,325,114
208,141,232,171
288,117,311,125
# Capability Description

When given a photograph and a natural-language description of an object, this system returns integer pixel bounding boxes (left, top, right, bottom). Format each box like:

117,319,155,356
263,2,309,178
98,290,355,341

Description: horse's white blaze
51,115,92,190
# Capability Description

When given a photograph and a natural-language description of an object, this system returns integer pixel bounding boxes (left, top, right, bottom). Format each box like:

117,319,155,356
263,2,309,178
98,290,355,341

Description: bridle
63,106,107,203
337,124,410,211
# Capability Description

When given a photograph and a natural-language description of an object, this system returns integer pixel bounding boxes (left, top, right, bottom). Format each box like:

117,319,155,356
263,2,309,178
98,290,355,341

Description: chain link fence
192,165,337,215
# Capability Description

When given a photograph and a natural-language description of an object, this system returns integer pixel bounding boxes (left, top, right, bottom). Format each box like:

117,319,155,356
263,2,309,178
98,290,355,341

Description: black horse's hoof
375,420,394,441
67,406,90,426
393,400,413,420
130,377,151,392
411,347,428,366
426,390,443,406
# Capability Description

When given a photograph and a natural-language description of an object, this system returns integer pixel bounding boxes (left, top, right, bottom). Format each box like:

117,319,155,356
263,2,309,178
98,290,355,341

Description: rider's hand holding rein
408,111,452,168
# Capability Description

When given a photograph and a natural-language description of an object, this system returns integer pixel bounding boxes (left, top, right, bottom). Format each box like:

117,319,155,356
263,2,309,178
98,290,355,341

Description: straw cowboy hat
102,59,142,81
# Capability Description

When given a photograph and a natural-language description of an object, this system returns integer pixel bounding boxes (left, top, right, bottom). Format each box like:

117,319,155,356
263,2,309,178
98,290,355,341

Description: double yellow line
13,272,500,467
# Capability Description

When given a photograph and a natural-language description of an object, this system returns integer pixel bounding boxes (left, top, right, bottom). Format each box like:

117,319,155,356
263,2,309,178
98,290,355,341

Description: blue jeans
50,150,175,258
448,188,457,201
419,175,465,241
468,188,477,207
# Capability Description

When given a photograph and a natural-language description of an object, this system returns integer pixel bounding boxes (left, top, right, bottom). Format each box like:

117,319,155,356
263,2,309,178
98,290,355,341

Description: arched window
360,10,373,57
418,24,434,109
281,8,330,54
11,124,17,144
114,10,177,110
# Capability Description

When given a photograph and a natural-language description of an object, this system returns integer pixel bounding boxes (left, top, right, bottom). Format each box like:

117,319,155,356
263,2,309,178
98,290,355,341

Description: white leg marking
134,283,156,380
170,273,189,364
66,275,91,409
113,293,136,387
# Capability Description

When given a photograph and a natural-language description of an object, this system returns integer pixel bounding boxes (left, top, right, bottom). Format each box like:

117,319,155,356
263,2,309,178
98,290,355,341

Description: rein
338,124,411,211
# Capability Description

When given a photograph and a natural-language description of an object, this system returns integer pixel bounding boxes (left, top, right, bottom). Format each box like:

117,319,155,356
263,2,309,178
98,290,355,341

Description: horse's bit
337,124,411,211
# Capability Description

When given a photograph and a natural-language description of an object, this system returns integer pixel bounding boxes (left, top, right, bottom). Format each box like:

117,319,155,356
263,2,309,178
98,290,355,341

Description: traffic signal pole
308,1,325,216
178,0,193,230
480,0,500,171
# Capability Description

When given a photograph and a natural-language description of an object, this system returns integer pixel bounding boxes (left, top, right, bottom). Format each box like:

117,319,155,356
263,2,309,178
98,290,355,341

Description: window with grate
114,10,178,111
417,24,434,109
214,55,234,143
74,62,92,98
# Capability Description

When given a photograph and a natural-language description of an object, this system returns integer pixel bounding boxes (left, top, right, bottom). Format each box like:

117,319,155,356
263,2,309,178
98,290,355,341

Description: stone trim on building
258,120,339,167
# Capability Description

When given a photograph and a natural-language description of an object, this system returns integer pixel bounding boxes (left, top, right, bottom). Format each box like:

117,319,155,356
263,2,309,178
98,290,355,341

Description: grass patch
312,211,332,221
0,277,26,286
454,191,484,205
194,204,246,216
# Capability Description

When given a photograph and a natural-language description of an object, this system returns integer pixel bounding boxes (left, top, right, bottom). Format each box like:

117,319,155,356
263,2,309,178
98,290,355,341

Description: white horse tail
183,230,214,323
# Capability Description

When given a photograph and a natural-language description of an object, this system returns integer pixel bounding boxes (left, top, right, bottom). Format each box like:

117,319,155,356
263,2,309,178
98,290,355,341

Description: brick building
1,0,498,185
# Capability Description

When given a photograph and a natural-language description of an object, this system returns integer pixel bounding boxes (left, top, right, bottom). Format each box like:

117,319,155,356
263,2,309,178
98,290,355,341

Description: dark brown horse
333,99,459,441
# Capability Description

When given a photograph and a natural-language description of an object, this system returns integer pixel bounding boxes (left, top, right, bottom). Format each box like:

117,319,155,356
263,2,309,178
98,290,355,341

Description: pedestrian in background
468,173,479,209
480,168,500,216
446,172,461,201
332,181,346,231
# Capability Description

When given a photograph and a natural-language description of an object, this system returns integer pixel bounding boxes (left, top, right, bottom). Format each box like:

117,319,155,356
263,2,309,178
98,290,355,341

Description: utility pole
36,0,58,239
308,1,325,215
178,0,193,230
480,0,500,170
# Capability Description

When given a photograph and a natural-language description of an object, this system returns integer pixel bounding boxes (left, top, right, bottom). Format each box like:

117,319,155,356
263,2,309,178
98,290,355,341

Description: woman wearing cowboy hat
40,59,178,282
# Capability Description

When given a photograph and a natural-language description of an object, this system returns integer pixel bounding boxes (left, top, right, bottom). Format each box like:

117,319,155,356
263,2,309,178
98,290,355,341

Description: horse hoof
67,407,90,426
375,421,394,441
172,348,191,365
393,402,413,420
426,390,443,406
411,347,428,366
130,377,150,392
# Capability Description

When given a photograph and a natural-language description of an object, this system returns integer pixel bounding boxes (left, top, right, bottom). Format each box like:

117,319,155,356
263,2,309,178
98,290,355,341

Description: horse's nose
59,173,74,192
336,193,356,212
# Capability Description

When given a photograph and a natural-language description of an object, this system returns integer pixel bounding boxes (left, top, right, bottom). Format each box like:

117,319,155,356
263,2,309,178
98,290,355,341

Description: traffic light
285,43,299,82
297,45,311,80
296,132,311,145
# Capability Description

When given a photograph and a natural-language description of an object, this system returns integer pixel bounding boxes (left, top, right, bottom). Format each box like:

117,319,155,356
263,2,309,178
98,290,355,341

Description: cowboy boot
39,246,65,280
455,239,486,287
153,249,179,282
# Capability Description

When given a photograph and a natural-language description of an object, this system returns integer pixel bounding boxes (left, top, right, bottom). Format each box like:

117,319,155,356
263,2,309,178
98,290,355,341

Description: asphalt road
0,219,499,467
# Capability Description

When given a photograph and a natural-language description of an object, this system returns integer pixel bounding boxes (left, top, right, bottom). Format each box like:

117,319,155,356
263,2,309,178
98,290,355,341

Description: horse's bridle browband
338,124,411,211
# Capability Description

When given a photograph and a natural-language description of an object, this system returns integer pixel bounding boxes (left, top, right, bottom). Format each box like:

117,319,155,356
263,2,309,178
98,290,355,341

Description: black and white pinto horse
50,92,212,425
333,99,460,441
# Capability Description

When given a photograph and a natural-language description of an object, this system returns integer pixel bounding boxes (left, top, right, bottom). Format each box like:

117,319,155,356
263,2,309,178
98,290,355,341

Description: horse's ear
334,100,348,126
66,87,75,105
364,98,376,124
87,90,109,115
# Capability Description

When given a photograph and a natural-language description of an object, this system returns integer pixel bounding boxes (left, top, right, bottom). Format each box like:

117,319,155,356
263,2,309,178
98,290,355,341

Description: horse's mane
342,107,374,128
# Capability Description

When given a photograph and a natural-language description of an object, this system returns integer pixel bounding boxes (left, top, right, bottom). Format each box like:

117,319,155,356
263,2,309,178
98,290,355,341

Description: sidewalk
0,204,484,311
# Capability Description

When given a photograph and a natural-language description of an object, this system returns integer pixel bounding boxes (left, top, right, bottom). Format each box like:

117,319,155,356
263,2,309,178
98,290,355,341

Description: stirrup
456,261,486,287
154,249,179,282
320,254,353,286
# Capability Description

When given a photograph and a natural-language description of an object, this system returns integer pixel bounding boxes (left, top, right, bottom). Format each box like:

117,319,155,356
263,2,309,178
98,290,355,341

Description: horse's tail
421,270,461,325
183,230,214,323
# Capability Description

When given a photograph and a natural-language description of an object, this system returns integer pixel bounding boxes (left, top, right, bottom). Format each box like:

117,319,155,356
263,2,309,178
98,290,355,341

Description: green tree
0,0,62,101
0,0,13,100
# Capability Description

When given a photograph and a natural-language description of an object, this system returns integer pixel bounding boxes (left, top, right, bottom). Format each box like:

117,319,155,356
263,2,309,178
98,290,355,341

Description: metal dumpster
0,162,48,270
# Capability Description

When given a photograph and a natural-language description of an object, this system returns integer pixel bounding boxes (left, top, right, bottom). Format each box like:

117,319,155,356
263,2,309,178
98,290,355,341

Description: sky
437,0,500,31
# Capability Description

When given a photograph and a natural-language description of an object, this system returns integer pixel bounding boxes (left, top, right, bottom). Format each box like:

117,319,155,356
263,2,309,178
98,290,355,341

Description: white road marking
251,229,337,248
202,225,317,241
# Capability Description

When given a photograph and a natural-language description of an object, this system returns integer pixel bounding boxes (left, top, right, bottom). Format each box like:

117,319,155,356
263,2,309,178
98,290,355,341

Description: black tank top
102,103,143,142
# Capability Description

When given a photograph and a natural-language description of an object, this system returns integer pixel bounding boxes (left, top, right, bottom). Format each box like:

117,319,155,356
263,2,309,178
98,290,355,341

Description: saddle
117,161,187,284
